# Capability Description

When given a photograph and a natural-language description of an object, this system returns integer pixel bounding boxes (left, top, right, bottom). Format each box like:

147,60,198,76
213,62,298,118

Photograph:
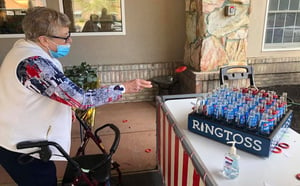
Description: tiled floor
0,101,158,185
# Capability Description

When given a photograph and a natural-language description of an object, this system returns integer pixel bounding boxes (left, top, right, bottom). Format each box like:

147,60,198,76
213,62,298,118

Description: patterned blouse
16,56,123,110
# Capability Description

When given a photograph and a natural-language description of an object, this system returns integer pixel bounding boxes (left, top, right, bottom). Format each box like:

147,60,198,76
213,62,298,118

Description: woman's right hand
122,79,153,93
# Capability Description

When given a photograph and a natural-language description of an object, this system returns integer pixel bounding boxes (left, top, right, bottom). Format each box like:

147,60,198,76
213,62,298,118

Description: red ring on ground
296,173,300,180
145,148,152,153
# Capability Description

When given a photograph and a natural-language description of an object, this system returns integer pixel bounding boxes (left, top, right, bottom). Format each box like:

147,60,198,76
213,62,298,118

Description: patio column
184,0,251,72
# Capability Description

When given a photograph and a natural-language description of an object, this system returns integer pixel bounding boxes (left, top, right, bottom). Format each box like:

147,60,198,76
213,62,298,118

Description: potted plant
64,62,99,127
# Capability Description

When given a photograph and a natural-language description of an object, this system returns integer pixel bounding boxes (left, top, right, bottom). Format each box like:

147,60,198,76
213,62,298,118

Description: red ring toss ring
271,146,282,153
278,143,289,149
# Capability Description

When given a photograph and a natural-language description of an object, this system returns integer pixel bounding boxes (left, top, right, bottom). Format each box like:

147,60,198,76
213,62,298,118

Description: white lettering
244,137,253,148
253,140,262,151
223,130,233,141
215,127,223,138
190,119,264,153
205,124,214,135
200,122,204,132
233,133,244,144
192,120,200,130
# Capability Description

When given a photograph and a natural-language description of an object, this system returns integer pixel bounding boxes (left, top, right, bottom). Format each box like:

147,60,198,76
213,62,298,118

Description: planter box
188,110,293,157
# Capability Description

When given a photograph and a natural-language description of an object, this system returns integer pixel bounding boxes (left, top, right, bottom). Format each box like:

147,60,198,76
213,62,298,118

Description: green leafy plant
64,61,98,90
64,62,99,127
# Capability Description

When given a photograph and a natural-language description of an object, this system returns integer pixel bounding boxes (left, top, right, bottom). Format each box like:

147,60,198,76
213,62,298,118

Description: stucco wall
247,0,300,58
0,0,299,97
0,0,186,66
1,1,299,65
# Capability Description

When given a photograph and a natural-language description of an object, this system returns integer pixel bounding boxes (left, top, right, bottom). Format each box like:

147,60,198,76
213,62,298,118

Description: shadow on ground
260,85,300,133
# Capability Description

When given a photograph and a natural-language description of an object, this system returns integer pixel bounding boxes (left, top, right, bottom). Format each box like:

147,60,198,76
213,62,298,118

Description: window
0,0,125,37
0,0,47,36
263,0,300,51
59,0,125,36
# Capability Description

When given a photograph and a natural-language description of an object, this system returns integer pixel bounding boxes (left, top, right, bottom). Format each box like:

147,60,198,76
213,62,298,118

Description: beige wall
247,1,300,58
0,0,186,66
1,1,299,66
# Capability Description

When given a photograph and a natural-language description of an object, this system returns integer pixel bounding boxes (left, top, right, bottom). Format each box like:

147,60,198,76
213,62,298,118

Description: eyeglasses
47,32,71,43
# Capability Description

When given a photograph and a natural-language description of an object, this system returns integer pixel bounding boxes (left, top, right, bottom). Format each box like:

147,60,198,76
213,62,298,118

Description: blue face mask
49,44,71,58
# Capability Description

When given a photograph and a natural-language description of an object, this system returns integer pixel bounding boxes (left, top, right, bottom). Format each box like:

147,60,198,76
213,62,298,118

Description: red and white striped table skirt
156,96,210,186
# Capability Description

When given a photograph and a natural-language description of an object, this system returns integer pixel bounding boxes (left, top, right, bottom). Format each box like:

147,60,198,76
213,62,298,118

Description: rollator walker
16,113,122,186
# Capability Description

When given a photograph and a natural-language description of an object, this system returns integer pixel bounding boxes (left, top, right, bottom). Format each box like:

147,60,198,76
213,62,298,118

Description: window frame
262,0,300,51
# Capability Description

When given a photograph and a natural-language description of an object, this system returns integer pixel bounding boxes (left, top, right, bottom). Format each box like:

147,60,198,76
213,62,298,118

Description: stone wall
184,0,250,72
181,0,300,94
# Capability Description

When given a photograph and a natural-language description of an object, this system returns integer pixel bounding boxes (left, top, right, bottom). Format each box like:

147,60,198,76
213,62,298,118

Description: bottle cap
227,141,237,155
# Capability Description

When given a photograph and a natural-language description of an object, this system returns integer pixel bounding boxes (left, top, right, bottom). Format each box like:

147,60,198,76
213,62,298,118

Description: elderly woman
0,7,151,185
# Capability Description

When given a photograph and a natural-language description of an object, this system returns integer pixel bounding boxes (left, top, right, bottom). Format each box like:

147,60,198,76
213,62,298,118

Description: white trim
261,0,271,51
0,34,25,38
121,0,126,35
262,47,300,51
59,0,64,13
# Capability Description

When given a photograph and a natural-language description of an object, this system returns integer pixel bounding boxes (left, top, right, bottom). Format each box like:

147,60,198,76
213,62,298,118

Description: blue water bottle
206,101,214,119
235,107,246,128
247,110,258,131
226,104,235,124
259,113,270,135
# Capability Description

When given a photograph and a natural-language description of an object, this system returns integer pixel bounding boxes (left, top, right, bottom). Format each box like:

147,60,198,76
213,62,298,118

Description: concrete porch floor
0,101,158,185
1,85,299,185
